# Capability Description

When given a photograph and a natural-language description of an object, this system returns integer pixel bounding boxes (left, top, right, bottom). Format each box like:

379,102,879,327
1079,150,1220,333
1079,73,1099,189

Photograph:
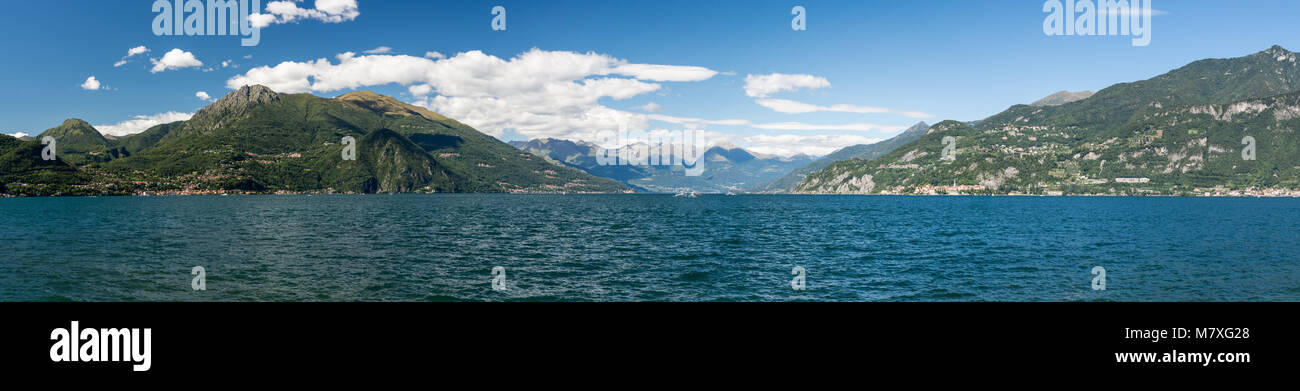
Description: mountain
756,121,929,192
797,46,1300,196
1030,91,1094,106
0,134,94,196
35,119,119,165
508,138,652,185
3,86,628,196
510,139,814,193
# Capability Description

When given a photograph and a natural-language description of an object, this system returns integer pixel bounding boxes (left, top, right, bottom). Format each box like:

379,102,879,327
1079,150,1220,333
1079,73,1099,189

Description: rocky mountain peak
196,85,281,117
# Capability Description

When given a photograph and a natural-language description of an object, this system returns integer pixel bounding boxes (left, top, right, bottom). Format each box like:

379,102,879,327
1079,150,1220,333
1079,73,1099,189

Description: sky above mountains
2,0,1299,156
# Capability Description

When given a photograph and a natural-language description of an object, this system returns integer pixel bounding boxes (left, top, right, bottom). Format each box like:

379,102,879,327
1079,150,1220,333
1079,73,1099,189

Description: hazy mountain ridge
510,139,814,193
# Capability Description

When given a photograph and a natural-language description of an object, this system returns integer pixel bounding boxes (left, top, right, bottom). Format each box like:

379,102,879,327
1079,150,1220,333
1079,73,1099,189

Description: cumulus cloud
114,45,150,67
150,49,203,73
751,122,904,132
80,76,102,90
10,132,30,138
743,73,830,98
227,49,718,139
646,114,751,127
127,46,149,57
94,112,194,137
613,64,719,82
363,46,392,54
196,91,213,101
424,51,445,60
755,98,934,119
250,0,361,28
636,102,663,113
646,114,904,133
407,84,433,97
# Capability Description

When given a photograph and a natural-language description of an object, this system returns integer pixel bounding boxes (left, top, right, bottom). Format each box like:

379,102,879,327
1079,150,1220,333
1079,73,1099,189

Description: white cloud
227,49,718,140
424,51,445,60
80,76,102,90
612,64,718,82
127,46,149,57
243,54,253,59
743,73,830,98
196,91,213,101
646,114,904,133
636,102,662,113
250,0,361,28
114,46,150,67
150,49,203,73
94,112,193,137
10,132,30,138
221,60,234,68
755,98,934,119
646,114,751,127
407,84,433,97
741,134,883,157
752,122,903,132
363,46,392,54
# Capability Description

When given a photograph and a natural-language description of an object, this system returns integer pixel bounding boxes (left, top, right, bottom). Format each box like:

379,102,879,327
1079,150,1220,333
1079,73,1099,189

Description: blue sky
2,0,1298,156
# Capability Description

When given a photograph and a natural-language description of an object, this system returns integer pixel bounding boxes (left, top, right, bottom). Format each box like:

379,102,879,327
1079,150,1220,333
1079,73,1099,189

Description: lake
1,194,1297,301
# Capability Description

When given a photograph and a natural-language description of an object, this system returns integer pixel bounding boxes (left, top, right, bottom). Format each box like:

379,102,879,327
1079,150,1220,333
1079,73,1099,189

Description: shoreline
5,191,1300,199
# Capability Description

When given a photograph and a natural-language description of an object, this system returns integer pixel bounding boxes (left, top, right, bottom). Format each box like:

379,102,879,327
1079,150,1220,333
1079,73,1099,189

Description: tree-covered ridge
798,46,1300,196
3,86,628,196
0,134,95,196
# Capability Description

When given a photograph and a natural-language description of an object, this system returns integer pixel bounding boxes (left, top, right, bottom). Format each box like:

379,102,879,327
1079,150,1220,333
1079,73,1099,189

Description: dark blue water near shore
1,194,1297,301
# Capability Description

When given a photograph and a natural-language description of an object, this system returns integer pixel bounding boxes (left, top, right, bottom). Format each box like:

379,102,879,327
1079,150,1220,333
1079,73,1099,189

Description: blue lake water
1,194,1297,301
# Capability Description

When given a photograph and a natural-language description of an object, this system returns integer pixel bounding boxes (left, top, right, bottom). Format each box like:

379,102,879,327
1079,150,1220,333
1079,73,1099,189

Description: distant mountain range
509,138,813,193
798,46,1300,196
754,121,930,193
1,86,628,196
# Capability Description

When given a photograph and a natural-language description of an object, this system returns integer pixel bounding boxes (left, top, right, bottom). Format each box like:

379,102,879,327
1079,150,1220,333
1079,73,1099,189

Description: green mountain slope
35,119,119,165
4,85,628,195
0,134,94,196
798,46,1300,196
756,121,929,192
